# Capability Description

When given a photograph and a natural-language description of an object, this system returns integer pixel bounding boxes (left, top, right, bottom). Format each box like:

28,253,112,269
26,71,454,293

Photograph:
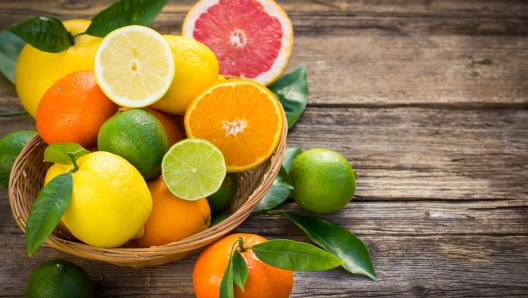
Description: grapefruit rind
182,0,293,86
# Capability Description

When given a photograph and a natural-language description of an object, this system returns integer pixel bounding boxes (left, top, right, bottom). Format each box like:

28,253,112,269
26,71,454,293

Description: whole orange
193,233,294,298
36,70,118,149
134,176,211,248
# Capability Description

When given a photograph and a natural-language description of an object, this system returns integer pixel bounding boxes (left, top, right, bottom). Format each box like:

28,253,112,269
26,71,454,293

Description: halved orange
184,79,285,172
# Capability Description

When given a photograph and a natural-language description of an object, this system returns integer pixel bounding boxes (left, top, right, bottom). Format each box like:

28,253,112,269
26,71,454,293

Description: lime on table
162,138,226,201
26,259,94,298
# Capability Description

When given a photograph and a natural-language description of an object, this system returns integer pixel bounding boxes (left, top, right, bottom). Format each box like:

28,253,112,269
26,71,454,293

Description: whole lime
210,211,230,227
98,109,169,180
0,130,37,189
289,148,356,214
26,259,94,298
206,173,238,213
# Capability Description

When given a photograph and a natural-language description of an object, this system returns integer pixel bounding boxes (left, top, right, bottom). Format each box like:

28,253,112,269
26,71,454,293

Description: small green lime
206,173,238,212
97,109,169,180
162,138,226,201
210,211,230,227
0,130,37,189
26,259,94,298
289,148,356,214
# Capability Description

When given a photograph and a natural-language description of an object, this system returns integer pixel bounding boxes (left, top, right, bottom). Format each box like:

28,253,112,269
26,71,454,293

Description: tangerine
184,79,285,172
193,233,293,298
36,70,118,149
134,176,211,248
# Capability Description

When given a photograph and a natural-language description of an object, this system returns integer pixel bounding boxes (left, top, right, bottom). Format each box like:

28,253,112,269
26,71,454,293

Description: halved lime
162,138,226,201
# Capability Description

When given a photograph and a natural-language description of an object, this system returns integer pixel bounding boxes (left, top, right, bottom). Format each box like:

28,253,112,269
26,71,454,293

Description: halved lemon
94,25,175,107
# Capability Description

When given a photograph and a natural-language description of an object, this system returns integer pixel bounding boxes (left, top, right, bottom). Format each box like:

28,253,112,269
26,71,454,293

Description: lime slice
162,138,226,201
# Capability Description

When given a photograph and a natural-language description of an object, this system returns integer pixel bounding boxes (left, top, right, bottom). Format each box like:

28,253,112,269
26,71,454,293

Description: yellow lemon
150,35,219,115
44,151,152,248
15,20,102,118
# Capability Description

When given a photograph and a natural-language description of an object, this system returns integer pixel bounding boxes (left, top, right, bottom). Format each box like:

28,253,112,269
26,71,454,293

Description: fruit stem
236,237,248,253
68,152,80,172
71,31,86,44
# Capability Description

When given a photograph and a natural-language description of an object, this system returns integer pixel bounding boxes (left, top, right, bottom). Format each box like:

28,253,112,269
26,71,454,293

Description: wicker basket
8,122,286,268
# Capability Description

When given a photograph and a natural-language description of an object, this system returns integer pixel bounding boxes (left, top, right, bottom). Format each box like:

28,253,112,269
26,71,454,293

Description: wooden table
1,0,527,296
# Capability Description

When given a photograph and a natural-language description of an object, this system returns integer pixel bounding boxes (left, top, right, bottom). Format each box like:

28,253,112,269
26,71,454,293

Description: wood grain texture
0,0,526,106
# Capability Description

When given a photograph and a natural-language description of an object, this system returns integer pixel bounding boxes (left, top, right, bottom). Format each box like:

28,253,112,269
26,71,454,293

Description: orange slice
184,79,285,172
182,0,293,86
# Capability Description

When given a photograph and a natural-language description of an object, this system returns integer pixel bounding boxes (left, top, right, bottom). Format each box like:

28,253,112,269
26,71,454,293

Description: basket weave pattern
9,124,286,268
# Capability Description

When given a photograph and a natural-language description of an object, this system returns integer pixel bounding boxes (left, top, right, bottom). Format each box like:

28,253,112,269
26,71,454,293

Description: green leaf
43,143,90,165
0,30,25,84
232,250,248,292
86,0,169,37
273,166,295,190
283,147,302,172
25,173,72,256
251,239,344,271
268,63,308,129
280,212,378,281
252,185,290,214
219,255,234,298
5,17,72,53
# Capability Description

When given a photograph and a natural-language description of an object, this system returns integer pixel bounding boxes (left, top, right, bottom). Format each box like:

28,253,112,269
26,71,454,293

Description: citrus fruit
36,70,119,149
94,25,175,107
184,79,285,172
161,138,226,201
193,233,294,298
0,130,37,189
97,108,169,180
15,19,103,118
121,106,183,146
206,173,238,213
45,151,152,247
26,259,94,298
210,211,230,227
150,35,219,115
289,148,357,214
134,176,211,248
182,0,293,86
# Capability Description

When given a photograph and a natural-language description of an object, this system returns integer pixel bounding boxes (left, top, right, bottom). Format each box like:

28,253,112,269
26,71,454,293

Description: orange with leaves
193,233,293,298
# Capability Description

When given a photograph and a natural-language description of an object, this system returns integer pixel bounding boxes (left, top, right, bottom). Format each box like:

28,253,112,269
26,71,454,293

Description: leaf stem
71,31,87,40
68,153,79,172
0,111,29,117
236,237,248,253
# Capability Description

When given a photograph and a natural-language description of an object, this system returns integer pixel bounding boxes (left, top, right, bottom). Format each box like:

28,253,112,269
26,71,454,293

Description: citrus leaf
252,185,290,214
86,0,169,37
251,239,344,271
268,62,308,129
5,17,72,53
273,166,295,190
283,147,302,172
43,143,90,165
279,212,378,281
0,30,25,84
232,250,248,292
25,172,72,257
219,254,234,298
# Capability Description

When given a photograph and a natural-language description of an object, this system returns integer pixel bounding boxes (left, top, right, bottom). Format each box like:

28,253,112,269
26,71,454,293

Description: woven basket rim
8,114,287,267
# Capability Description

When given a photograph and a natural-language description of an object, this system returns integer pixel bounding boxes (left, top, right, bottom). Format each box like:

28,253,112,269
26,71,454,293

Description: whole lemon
45,151,152,248
150,35,219,115
289,148,357,214
15,19,102,118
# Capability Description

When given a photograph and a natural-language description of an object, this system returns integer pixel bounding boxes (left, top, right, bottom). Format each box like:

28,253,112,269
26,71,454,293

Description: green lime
0,130,37,189
162,138,226,201
26,259,94,298
210,211,230,227
206,173,238,212
289,148,356,214
97,109,169,180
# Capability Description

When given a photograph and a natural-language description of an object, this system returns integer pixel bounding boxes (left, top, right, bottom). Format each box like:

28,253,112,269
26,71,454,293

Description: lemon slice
162,138,227,201
94,25,175,107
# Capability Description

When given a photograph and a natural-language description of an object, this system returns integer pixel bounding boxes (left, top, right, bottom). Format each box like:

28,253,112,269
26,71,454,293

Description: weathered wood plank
1,230,527,297
0,1,526,107
287,107,528,200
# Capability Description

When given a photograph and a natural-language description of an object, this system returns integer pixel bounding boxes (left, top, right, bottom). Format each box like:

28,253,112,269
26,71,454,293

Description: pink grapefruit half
182,0,293,86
